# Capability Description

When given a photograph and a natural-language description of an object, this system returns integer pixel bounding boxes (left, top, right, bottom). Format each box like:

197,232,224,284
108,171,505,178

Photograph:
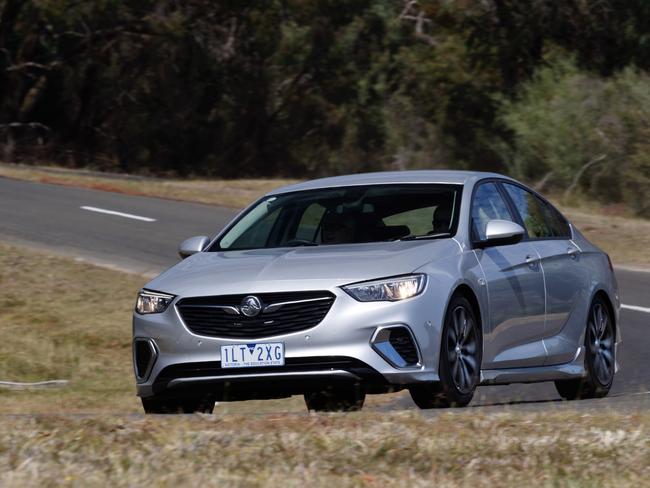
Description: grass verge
561,208,650,267
0,162,297,209
1,162,648,267
2,412,650,486
0,242,141,413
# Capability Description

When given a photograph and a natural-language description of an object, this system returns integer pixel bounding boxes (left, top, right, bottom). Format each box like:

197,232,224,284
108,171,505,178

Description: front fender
414,249,488,368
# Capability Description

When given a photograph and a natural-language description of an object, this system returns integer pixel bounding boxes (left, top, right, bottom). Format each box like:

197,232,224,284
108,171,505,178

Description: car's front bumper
133,287,446,399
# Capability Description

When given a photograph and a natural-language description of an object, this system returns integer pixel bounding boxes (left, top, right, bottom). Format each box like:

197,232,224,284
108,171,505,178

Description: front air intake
371,326,420,368
133,338,157,381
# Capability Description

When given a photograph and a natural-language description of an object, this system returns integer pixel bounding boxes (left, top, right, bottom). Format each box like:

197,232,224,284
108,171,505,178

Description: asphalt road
0,177,236,275
1,176,648,411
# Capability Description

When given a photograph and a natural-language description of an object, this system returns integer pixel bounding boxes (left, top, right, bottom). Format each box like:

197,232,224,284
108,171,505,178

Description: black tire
304,386,365,412
555,296,615,400
141,395,215,414
410,294,482,408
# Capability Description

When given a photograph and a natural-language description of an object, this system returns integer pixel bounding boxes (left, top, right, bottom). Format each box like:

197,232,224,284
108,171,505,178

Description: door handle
525,255,538,269
567,247,580,260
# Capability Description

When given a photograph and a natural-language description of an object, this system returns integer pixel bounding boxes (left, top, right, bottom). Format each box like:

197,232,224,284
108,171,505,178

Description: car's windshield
210,184,463,251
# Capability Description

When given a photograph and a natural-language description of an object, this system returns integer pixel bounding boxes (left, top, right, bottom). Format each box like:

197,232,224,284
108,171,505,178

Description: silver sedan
132,171,620,413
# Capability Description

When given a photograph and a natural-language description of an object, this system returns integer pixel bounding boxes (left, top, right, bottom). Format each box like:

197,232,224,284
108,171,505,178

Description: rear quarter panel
570,226,621,345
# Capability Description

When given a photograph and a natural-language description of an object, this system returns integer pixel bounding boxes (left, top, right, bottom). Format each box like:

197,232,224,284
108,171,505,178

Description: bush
498,59,650,214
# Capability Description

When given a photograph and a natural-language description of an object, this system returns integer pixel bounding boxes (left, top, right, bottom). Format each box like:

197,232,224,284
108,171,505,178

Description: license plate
220,343,285,368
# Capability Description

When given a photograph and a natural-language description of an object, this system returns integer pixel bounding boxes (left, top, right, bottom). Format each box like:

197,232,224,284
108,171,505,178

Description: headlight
342,274,427,302
135,290,175,314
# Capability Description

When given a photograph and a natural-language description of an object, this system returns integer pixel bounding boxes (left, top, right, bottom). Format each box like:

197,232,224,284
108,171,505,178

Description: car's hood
145,239,461,297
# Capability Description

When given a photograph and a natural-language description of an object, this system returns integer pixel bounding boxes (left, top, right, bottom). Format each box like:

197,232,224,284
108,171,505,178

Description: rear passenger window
503,184,570,239
471,183,515,241
545,205,572,238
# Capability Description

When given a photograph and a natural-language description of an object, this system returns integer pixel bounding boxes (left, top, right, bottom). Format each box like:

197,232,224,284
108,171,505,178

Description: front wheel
555,297,615,400
141,395,215,414
410,294,481,408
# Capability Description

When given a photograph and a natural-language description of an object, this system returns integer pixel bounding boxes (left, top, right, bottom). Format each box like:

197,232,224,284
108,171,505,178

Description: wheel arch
449,283,483,331
430,282,484,403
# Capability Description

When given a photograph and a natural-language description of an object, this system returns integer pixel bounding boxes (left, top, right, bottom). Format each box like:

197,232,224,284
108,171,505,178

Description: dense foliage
0,1,649,209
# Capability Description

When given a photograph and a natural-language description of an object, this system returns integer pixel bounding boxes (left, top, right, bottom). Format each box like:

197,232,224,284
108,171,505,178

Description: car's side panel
539,228,621,366
463,177,548,370
475,242,547,369
533,239,590,365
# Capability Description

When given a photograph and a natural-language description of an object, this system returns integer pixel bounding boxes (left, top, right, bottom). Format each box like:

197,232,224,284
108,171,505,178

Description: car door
471,182,547,369
502,183,588,365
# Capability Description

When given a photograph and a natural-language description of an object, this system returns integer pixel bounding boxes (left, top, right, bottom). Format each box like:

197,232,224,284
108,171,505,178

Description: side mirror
178,235,210,259
477,220,525,248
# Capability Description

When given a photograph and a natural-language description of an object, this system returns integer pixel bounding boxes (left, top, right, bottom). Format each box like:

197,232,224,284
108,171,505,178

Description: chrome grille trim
263,296,331,313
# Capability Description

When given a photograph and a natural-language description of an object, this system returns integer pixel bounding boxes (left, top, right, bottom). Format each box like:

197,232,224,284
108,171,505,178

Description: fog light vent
133,338,157,381
388,328,419,365
371,326,420,368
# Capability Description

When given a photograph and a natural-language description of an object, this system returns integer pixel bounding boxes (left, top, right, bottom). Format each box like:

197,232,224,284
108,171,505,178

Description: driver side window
471,183,515,241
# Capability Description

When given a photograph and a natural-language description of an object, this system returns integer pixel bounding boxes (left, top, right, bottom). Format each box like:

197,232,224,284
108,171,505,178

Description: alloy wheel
588,302,615,386
555,297,615,401
446,305,479,395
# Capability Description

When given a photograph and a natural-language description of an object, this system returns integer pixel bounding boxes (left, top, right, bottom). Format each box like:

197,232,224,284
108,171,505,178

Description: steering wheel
283,239,318,247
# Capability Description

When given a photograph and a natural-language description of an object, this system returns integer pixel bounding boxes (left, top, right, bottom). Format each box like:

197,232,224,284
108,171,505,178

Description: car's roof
268,170,513,195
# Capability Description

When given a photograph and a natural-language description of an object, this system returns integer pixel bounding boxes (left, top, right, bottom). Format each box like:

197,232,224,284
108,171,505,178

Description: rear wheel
304,386,365,412
555,296,615,400
141,395,215,414
410,294,481,408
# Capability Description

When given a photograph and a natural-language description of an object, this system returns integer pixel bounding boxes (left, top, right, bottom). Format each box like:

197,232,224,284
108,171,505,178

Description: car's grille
176,291,336,338
388,327,419,365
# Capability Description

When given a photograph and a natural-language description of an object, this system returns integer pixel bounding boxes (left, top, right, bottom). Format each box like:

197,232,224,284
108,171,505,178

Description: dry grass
563,209,650,268
1,411,650,487
0,242,142,413
1,162,648,267
0,162,298,209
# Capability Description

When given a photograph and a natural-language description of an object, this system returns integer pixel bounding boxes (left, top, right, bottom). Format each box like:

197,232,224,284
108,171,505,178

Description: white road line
621,304,650,314
80,206,156,222
615,265,650,274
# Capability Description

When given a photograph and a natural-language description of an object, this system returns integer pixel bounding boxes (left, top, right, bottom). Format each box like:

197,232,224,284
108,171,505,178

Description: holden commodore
133,171,619,413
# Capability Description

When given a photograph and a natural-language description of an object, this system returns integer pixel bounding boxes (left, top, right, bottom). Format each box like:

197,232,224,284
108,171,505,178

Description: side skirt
480,347,586,386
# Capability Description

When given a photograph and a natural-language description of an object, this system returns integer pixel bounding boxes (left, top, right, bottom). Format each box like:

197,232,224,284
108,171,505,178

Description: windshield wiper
391,232,452,242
